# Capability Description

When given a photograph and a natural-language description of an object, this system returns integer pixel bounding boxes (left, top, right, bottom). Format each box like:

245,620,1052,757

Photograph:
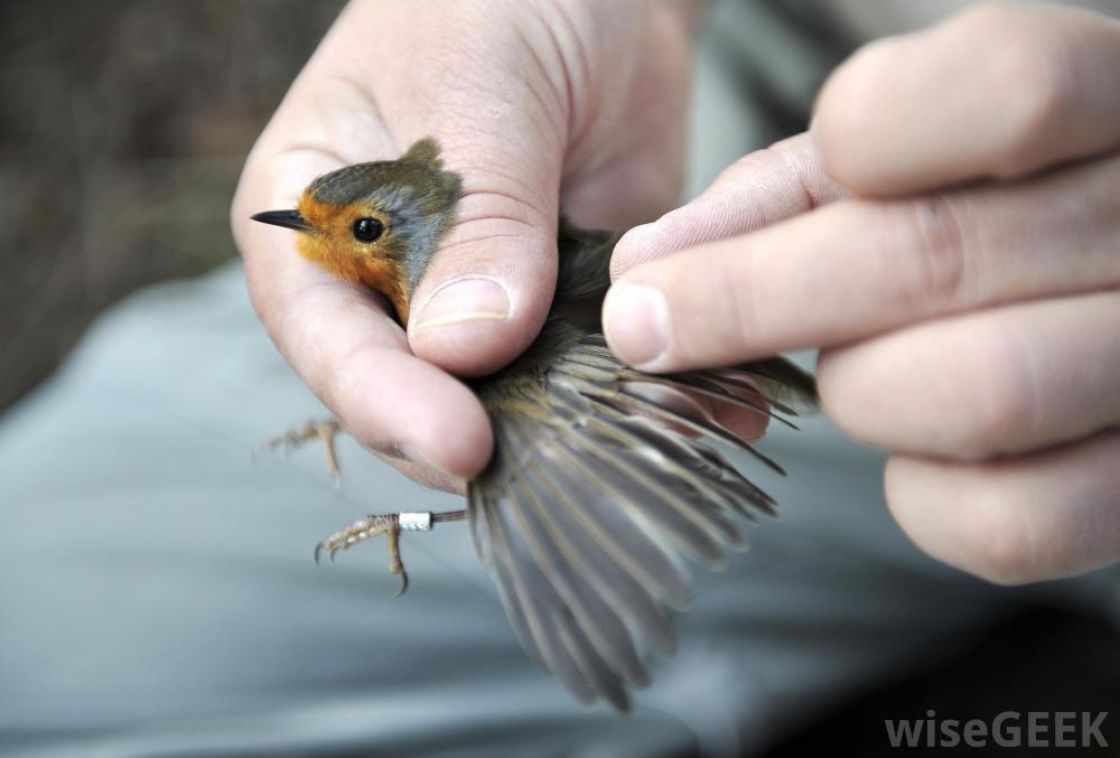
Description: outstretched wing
468,327,815,711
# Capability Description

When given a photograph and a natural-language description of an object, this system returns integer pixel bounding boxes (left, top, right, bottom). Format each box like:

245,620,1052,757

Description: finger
818,291,1120,461
713,403,768,443
610,133,847,279
603,150,1120,371
404,128,562,377
249,235,493,480
885,428,1120,585
622,383,769,443
702,391,770,443
814,4,1120,195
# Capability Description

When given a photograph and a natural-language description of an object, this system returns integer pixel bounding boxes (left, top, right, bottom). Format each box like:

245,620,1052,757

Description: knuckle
458,166,553,221
891,196,969,313
962,488,1040,585
956,322,1038,459
884,457,1040,585
428,213,555,289
961,8,1074,175
996,57,1072,176
814,39,895,180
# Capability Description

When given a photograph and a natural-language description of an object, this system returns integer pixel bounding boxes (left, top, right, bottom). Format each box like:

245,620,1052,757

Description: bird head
251,138,461,324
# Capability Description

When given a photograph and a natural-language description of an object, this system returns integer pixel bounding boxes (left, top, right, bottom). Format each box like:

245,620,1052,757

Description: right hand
232,0,700,489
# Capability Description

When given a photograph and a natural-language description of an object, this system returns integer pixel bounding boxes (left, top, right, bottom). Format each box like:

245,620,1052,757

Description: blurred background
0,0,344,413
0,1,1116,753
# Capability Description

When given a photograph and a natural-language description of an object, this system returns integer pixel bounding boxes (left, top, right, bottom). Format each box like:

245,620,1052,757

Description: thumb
380,2,575,379
609,133,846,280
406,123,563,377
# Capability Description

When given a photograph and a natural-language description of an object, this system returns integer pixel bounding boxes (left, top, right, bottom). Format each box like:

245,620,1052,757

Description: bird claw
313,514,410,597
311,510,463,595
263,418,342,484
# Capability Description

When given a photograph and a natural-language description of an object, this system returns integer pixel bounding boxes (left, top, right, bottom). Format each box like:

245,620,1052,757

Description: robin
252,138,816,711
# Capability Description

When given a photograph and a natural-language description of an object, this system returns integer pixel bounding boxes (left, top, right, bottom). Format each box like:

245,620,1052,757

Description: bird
251,138,816,711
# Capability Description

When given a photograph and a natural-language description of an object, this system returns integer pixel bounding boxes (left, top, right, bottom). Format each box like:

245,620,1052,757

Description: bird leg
264,419,342,484
314,510,467,596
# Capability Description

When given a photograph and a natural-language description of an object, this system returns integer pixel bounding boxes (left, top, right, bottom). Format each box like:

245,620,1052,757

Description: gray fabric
687,0,852,195
0,265,1085,757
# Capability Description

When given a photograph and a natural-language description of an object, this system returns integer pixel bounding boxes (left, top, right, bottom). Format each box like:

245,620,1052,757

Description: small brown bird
252,138,816,711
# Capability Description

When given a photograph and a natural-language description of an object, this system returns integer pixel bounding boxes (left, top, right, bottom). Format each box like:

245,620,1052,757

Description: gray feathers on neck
309,139,462,292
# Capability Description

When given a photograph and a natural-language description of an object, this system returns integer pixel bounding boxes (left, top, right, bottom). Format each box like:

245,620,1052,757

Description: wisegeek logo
884,710,1109,749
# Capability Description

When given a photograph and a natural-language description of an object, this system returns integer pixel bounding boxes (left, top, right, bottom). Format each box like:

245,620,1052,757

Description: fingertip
882,454,956,568
608,201,714,278
812,4,1120,196
609,223,660,280
332,348,495,480
811,40,896,194
406,384,495,479
882,443,1120,586
884,454,1038,586
711,401,770,443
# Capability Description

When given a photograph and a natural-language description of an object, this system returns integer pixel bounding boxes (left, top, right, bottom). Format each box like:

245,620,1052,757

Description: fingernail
603,282,671,369
413,277,510,331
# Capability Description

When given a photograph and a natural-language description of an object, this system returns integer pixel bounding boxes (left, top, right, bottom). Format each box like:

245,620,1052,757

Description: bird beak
251,209,314,233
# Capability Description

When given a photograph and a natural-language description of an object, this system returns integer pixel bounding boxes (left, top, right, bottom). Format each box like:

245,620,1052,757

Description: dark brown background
0,0,345,411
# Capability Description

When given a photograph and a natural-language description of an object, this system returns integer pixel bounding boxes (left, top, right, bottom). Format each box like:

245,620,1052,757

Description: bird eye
352,217,384,243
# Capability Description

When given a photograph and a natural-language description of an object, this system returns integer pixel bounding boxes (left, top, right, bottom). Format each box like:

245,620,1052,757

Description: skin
605,4,1120,584
232,0,704,492
233,1,1119,585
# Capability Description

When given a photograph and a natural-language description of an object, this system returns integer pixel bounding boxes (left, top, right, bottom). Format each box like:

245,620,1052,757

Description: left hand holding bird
605,3,1120,585
231,0,703,491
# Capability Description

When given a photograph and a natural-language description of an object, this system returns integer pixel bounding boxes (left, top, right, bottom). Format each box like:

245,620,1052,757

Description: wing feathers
469,332,813,709
507,473,650,688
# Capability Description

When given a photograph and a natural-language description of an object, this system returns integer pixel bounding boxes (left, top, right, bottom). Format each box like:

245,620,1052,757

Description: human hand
604,4,1120,584
232,0,698,488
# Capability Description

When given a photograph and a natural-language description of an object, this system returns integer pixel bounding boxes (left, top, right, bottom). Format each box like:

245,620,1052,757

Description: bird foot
264,418,342,486
314,511,467,597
